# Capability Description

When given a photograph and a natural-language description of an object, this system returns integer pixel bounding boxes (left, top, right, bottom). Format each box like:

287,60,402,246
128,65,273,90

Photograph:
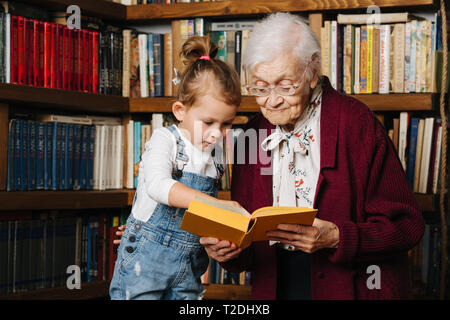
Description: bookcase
0,0,447,300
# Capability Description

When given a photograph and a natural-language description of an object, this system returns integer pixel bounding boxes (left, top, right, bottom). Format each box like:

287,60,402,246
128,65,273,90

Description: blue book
36,122,45,190
86,125,96,190
80,125,89,190
153,33,164,97
14,120,21,191
406,118,419,189
134,122,141,188
7,120,16,191
27,120,37,190
65,124,74,190
44,122,54,190
20,120,28,191
59,123,67,190
51,122,60,191
72,125,82,190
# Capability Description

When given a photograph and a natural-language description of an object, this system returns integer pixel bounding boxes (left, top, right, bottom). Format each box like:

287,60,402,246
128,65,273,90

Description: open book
180,198,317,249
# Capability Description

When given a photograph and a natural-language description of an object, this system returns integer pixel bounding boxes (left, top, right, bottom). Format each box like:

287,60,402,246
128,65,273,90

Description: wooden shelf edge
128,93,435,113
203,284,252,300
0,83,128,114
0,280,110,300
20,0,126,21
0,190,129,211
126,0,436,21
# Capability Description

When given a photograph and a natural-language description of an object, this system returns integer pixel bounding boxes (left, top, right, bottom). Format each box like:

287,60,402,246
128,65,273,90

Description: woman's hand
200,237,242,263
113,224,126,245
266,218,339,253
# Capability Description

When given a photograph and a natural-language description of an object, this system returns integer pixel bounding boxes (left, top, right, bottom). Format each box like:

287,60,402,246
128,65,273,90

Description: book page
194,196,251,217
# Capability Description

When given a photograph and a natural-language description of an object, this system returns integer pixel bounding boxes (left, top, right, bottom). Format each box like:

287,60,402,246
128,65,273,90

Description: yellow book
180,198,317,249
367,25,373,94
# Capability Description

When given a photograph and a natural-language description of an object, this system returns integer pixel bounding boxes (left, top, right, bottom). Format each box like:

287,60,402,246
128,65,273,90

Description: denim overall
109,125,223,300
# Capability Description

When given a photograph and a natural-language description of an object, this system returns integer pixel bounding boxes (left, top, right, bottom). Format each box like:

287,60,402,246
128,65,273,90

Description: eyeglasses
245,63,310,97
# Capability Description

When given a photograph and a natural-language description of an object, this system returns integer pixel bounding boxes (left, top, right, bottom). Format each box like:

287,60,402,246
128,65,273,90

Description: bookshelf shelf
126,0,436,21
129,93,435,113
19,0,126,21
0,84,128,114
0,190,129,211
0,280,251,300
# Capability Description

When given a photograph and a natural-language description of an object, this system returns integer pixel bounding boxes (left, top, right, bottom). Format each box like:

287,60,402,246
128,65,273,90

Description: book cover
180,198,317,249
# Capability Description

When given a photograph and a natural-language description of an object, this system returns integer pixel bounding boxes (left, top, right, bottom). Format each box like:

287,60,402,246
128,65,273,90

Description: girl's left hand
266,218,339,253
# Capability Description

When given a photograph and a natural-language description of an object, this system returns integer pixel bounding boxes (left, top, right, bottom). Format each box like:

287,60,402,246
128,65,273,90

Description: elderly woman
200,12,425,299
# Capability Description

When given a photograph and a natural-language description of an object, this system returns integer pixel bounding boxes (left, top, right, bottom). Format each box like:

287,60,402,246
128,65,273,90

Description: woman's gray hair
243,12,321,81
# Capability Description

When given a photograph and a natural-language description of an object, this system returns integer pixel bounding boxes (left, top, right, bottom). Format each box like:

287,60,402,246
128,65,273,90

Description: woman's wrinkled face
250,53,317,131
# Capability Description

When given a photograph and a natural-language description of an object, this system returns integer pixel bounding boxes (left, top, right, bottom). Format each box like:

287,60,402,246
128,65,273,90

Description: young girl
109,36,243,300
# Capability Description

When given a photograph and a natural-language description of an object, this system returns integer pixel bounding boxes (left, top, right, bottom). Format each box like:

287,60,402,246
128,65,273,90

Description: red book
71,28,79,91
25,18,33,85
56,24,64,89
43,22,52,88
82,29,89,92
91,31,99,94
50,23,57,88
17,16,25,85
77,29,83,91
62,26,71,90
10,15,18,84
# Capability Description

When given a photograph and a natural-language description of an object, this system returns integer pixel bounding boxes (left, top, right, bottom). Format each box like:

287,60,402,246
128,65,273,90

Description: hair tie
199,55,210,60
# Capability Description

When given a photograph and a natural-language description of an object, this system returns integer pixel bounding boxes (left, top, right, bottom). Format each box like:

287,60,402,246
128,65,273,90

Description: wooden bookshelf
129,93,435,113
0,83,128,114
126,0,436,21
0,280,251,300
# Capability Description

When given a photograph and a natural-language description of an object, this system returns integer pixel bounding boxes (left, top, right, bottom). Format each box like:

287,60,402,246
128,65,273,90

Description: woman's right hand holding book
200,237,242,263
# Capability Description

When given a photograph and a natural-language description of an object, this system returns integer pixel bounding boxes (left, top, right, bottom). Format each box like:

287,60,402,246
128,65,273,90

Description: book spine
122,30,131,97
21,120,28,191
28,120,36,190
163,32,173,97
153,33,164,97
129,31,140,98
353,27,360,94
138,33,148,98
359,25,368,93
407,118,419,188
372,27,380,93
92,31,99,94
148,33,155,97
330,21,338,89
409,21,417,92
72,124,81,190
5,14,10,84
404,22,411,93
393,23,405,93
367,25,373,94
80,125,89,190
51,122,59,191
25,17,33,86
10,15,18,84
343,25,352,94
379,25,390,94
43,22,52,88
44,122,53,190
66,124,74,190
14,119,21,191
59,123,67,190
7,120,16,191
86,125,96,190
17,16,25,85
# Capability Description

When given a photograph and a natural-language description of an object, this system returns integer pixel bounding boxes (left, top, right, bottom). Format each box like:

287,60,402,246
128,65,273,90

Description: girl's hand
200,237,242,263
113,224,126,245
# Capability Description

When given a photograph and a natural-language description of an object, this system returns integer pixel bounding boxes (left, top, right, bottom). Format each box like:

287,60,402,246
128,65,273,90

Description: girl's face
173,91,237,151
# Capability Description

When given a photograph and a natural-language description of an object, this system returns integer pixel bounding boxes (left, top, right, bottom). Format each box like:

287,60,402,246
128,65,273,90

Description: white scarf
261,82,322,208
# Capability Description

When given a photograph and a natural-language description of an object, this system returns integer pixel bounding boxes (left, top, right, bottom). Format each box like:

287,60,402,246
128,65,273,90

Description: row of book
409,223,447,299
322,11,447,94
0,208,128,295
0,10,124,95
387,114,447,195
6,115,124,192
202,258,251,286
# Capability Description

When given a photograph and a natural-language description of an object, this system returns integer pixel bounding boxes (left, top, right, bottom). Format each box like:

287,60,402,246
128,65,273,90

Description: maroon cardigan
221,77,425,299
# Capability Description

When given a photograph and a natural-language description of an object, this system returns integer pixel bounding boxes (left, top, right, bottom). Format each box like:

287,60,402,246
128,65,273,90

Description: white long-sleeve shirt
131,125,218,222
